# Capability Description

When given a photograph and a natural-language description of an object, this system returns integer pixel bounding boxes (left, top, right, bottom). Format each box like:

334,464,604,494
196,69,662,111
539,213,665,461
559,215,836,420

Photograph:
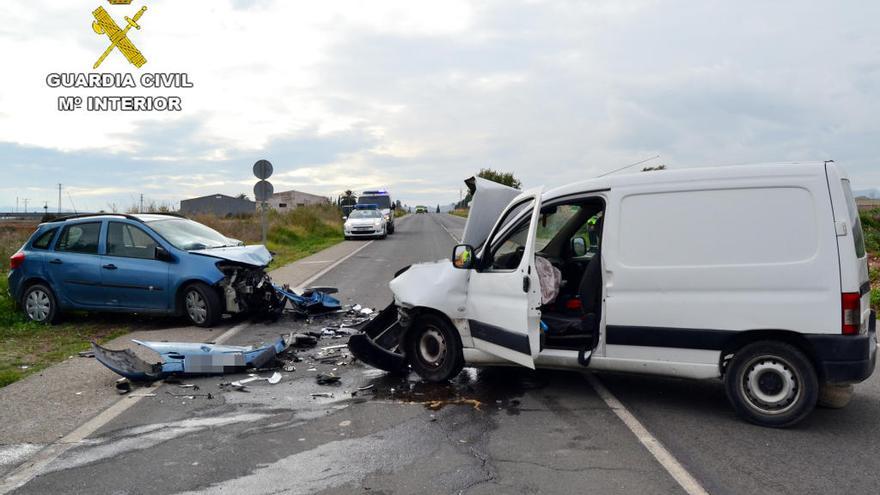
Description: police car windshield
357,195,391,209
349,210,381,219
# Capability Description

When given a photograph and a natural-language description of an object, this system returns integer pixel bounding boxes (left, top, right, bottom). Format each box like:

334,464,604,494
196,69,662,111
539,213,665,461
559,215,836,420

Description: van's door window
841,179,866,258
488,198,535,270
535,205,580,252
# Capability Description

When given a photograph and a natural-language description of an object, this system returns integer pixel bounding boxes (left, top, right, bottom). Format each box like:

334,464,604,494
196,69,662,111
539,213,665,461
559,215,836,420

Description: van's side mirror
452,244,475,269
571,237,587,257
155,245,174,262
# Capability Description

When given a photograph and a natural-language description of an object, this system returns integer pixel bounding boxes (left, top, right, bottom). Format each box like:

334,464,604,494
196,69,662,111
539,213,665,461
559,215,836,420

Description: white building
266,189,329,210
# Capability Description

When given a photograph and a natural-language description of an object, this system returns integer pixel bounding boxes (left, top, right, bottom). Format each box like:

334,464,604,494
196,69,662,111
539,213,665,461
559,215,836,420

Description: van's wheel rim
185,290,207,324
418,327,447,368
25,289,51,322
742,356,800,414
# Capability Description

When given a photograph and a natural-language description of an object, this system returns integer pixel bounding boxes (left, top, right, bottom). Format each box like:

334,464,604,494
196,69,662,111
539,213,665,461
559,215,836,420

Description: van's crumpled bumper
807,311,878,384
347,303,408,375
92,335,291,382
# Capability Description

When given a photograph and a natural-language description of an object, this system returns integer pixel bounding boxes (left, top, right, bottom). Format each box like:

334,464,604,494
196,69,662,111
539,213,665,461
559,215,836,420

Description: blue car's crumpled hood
190,245,273,267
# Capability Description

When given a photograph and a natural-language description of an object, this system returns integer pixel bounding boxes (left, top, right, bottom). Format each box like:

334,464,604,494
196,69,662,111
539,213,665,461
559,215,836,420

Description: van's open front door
465,188,543,368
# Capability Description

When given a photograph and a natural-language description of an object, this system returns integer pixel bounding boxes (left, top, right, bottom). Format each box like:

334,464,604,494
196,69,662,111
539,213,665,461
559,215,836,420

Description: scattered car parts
92,335,292,382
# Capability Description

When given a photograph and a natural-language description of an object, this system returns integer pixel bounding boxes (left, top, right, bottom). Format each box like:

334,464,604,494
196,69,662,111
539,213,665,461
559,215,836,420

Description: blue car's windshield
147,218,232,250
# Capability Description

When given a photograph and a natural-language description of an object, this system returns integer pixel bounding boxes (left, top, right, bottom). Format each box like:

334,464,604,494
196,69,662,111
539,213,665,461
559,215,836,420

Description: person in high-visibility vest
587,212,603,250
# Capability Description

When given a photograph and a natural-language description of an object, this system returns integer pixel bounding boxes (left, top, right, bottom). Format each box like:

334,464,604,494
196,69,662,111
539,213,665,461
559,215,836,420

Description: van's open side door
465,188,543,368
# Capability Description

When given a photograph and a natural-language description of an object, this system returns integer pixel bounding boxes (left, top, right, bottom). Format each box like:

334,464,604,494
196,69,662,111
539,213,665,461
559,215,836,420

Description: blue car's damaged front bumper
92,335,291,382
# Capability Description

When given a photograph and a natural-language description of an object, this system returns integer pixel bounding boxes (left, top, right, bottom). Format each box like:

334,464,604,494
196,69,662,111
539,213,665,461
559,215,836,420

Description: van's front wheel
724,341,818,428
405,314,464,382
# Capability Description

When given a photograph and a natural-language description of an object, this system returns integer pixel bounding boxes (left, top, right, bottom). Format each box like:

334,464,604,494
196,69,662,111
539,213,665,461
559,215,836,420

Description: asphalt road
8,213,880,494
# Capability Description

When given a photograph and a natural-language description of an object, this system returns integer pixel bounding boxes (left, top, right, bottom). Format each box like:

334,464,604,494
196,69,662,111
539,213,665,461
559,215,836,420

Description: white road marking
585,373,710,495
433,215,461,243
0,313,255,493
299,240,375,287
0,220,393,492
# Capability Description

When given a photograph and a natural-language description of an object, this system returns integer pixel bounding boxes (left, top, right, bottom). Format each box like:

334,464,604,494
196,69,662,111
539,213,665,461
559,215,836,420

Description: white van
349,162,876,427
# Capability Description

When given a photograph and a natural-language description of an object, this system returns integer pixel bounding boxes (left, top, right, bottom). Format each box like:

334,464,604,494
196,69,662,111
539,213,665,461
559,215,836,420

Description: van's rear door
465,188,543,369
826,163,871,333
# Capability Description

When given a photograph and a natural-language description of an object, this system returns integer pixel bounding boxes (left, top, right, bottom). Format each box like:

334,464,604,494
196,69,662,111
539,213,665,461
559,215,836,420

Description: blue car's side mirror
155,246,174,262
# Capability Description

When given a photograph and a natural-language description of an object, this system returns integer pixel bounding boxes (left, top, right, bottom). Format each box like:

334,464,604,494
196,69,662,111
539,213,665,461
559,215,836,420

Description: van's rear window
841,179,866,258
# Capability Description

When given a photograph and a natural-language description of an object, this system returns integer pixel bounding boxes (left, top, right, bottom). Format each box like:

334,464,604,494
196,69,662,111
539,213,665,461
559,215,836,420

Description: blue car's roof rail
50,213,143,223
49,212,187,224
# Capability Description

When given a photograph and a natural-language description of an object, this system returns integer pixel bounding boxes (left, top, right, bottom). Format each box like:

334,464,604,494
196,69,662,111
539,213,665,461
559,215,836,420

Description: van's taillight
842,292,860,335
10,252,25,270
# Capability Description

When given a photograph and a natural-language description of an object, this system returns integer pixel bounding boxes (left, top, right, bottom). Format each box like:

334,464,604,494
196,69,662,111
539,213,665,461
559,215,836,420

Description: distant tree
339,190,357,207
236,193,250,200
436,204,440,213
395,199,402,209
457,168,522,208
477,168,521,189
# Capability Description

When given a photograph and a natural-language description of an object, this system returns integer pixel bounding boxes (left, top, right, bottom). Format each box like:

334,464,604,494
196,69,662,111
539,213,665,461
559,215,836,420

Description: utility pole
58,184,62,214
140,194,144,213
43,201,48,216
22,198,30,214
15,197,18,213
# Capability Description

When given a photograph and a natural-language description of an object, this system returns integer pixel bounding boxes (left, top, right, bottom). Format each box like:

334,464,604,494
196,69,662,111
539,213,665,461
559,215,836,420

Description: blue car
7,213,278,327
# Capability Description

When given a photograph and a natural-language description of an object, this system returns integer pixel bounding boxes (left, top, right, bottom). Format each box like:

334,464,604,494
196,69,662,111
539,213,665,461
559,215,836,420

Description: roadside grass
450,208,469,218
0,224,131,387
0,205,345,388
860,209,880,311
195,203,345,269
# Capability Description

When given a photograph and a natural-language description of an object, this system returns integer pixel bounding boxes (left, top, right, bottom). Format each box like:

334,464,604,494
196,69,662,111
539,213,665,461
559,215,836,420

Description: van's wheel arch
404,311,464,382
180,282,222,327
723,340,818,428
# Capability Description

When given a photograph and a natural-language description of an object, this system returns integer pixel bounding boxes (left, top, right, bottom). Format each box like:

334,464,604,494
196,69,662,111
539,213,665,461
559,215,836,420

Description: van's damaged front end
348,175,521,374
348,257,470,374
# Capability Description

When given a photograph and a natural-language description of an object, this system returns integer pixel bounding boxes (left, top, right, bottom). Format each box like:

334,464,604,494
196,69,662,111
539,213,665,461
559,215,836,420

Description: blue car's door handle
102,264,118,270
49,259,63,264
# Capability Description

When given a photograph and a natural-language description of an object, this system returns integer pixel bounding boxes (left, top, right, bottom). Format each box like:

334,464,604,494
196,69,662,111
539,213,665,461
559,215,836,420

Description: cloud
1,0,879,210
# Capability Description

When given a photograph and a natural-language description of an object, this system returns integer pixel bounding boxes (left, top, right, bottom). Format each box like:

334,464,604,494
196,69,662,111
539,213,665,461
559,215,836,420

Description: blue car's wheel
23,283,59,324
182,283,221,327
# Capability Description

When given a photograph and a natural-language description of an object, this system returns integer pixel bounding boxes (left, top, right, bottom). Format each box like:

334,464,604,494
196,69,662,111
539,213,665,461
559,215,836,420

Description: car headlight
383,214,390,221
374,219,382,226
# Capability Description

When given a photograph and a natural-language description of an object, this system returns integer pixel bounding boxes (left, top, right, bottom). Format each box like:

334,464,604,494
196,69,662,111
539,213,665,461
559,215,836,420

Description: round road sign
253,160,273,180
254,180,274,202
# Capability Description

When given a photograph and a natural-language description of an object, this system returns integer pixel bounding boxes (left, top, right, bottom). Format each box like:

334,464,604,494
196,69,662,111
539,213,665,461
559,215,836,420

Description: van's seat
541,250,602,349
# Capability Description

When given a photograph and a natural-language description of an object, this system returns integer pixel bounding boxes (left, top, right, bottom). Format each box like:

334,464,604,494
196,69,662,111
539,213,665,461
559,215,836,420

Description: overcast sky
1,0,879,212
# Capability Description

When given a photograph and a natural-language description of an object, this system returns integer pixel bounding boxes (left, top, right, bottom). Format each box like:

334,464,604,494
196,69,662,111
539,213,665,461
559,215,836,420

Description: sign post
253,160,274,245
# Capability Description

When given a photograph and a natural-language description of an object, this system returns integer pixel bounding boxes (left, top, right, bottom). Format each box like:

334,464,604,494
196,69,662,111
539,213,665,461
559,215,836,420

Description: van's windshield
841,179,866,258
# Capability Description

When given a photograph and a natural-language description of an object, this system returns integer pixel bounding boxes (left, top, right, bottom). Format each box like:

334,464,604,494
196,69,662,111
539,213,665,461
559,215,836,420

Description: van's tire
405,313,464,382
818,383,854,409
182,283,222,327
724,341,818,428
22,283,59,324
388,223,395,234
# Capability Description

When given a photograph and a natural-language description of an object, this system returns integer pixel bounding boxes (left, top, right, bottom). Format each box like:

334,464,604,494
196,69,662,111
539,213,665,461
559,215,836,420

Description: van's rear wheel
405,314,463,382
724,341,818,428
